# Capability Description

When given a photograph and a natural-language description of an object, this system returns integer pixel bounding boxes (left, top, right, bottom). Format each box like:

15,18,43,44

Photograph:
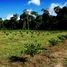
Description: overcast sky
0,0,67,19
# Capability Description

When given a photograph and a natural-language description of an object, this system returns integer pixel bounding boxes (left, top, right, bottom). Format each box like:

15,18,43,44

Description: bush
63,35,67,39
58,35,67,41
26,31,29,34
6,32,9,36
49,38,59,46
23,43,44,56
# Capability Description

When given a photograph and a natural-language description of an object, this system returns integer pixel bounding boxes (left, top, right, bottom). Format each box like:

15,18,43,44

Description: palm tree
41,9,50,22
54,6,61,14
35,15,42,29
10,14,18,29
28,11,38,30
0,18,3,29
20,9,30,29
62,6,67,19
41,9,50,29
31,11,38,17
20,10,38,29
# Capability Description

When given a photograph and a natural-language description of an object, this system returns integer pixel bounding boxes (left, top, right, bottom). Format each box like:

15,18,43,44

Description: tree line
0,6,67,30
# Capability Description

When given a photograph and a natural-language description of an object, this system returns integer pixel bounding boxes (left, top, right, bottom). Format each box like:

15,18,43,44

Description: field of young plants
0,30,67,67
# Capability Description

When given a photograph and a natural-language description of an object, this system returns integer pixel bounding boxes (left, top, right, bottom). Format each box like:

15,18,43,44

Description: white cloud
28,0,40,6
6,14,20,20
26,9,32,15
48,2,67,16
17,16,20,20
2,18,5,20
25,9,36,18
6,14,13,20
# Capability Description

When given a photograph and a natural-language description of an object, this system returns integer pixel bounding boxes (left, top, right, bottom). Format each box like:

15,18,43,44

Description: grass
0,30,67,66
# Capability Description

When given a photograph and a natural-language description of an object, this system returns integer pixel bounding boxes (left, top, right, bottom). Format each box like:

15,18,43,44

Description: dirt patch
54,63,63,67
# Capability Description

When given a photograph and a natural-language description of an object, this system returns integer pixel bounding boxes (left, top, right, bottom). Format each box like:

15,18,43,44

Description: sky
0,0,67,19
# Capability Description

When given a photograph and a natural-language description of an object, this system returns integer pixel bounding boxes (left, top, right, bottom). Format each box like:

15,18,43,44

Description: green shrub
63,35,67,39
31,35,33,38
23,43,44,56
3,31,6,34
58,35,67,41
14,33,17,35
6,32,9,36
49,38,59,46
31,31,34,34
26,31,29,34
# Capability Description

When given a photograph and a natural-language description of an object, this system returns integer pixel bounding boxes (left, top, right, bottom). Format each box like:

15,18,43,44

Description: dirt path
49,40,67,67
23,40,67,67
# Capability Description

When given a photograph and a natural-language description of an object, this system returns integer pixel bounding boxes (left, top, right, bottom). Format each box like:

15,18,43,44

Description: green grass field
0,30,67,66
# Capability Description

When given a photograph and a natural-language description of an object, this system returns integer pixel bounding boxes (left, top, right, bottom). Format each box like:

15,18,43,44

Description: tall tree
41,9,50,29
20,9,30,29
0,18,3,29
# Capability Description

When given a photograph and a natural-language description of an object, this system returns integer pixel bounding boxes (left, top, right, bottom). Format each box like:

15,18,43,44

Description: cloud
6,14,13,20
26,9,32,15
17,16,20,20
24,9,36,18
28,0,40,6
6,14,20,20
48,2,67,16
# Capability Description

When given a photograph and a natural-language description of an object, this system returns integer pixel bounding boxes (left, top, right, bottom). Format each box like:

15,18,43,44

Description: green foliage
49,34,67,46
0,6,67,30
58,35,67,41
5,32,9,36
49,38,59,46
0,30,67,67
26,31,29,34
23,43,44,56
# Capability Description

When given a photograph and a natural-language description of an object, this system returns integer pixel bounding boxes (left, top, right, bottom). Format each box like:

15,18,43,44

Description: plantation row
0,30,67,57
0,30,67,67
22,34,67,56
0,6,67,30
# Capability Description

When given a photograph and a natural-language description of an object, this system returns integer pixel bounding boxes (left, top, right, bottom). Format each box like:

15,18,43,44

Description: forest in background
0,6,67,30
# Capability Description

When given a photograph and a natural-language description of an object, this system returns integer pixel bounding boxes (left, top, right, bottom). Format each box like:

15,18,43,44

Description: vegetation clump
58,35,67,41
49,38,59,46
23,43,44,56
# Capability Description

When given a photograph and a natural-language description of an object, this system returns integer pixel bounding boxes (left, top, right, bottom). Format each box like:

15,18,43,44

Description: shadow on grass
9,56,27,63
